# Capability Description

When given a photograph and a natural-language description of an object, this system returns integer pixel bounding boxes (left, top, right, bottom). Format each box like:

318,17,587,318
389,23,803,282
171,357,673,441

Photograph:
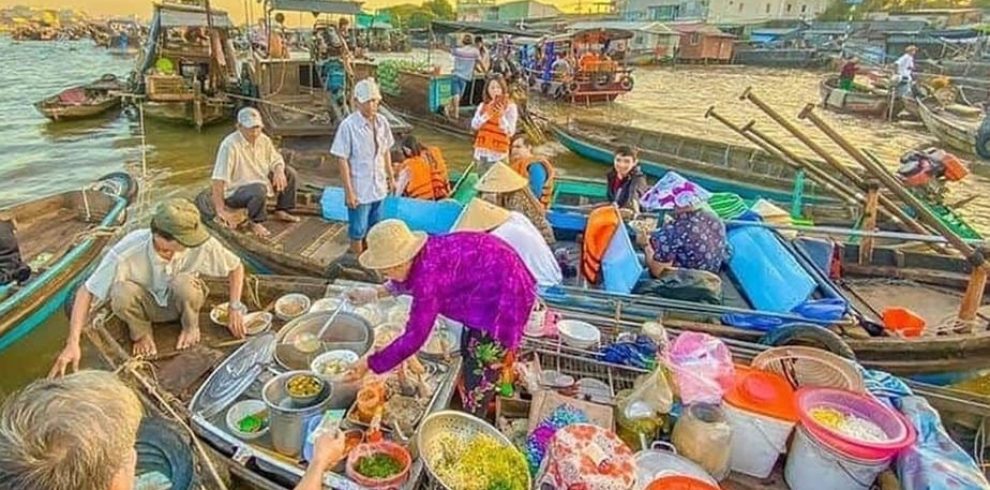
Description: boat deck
18,207,92,268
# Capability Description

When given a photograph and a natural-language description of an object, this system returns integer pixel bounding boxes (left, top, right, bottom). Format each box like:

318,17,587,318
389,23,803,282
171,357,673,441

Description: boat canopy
268,0,364,15
430,20,546,37
547,27,635,44
156,4,233,28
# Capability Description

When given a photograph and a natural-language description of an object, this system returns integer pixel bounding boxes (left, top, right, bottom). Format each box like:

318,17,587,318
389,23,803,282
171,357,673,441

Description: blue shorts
451,77,469,97
347,200,383,240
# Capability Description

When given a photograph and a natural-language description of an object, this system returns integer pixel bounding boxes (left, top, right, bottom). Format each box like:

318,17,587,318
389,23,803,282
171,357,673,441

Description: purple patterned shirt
368,232,537,374
649,208,727,273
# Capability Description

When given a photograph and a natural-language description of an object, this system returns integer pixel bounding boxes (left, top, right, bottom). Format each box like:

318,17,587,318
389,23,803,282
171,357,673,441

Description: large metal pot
262,371,333,457
274,311,374,410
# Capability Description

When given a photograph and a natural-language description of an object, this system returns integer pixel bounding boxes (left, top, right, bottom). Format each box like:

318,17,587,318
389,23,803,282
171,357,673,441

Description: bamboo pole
859,181,880,265
739,87,932,237
797,104,989,322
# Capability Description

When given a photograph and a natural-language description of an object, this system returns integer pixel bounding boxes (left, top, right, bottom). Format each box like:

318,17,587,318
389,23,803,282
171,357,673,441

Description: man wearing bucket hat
476,161,555,244
640,172,726,277
209,107,299,239
331,77,395,254
344,219,537,416
454,198,561,287
49,199,245,376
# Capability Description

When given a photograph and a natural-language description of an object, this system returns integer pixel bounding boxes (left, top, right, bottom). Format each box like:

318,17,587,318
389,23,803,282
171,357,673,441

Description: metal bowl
417,410,531,490
285,373,326,407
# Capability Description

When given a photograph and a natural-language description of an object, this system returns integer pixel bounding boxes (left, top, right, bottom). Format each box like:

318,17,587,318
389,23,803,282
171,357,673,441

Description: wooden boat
82,274,460,490
819,74,894,118
34,74,124,121
128,3,237,129
0,172,135,352
527,28,636,104
915,97,990,173
553,118,981,238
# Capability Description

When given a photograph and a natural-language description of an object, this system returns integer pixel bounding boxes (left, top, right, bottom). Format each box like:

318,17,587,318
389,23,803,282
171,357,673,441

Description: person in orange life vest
508,133,555,210
394,135,451,200
471,76,518,168
579,50,600,72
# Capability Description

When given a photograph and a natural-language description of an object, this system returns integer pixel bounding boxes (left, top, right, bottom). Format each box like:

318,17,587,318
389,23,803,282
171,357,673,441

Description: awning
158,5,233,28
270,0,364,15
430,20,546,37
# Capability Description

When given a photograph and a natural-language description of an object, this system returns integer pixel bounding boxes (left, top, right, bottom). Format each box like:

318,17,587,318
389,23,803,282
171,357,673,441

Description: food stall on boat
128,2,238,129
527,27,636,104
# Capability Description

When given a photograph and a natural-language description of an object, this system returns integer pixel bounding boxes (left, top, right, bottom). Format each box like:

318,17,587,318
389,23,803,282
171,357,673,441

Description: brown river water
1,39,988,397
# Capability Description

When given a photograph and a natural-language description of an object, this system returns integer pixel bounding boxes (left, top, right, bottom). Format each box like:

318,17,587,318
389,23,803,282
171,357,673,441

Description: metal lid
189,333,276,419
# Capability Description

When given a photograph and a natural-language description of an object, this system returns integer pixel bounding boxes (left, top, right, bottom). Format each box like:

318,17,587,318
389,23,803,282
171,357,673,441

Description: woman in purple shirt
346,219,537,415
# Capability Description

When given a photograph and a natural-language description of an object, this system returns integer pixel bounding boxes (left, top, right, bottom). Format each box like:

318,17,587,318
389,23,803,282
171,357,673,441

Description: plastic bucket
881,307,925,337
796,388,915,461
785,425,889,490
723,402,795,478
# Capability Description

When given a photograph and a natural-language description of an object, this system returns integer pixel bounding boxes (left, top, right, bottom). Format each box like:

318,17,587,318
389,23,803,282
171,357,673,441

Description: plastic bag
622,365,674,421
665,332,735,405
895,396,990,490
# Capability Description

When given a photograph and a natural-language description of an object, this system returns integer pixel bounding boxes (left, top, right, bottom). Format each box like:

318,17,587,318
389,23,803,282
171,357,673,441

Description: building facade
621,0,827,24
457,0,562,24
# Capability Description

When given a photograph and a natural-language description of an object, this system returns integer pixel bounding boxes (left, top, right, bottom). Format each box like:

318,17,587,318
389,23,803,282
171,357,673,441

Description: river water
0,38,988,396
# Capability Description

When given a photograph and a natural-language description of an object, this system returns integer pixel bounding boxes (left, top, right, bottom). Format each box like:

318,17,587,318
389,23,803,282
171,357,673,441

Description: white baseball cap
237,107,264,128
354,78,382,104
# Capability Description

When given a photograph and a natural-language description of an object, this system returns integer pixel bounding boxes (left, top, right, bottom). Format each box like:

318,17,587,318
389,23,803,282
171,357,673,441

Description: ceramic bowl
557,320,601,350
225,399,269,440
275,294,311,321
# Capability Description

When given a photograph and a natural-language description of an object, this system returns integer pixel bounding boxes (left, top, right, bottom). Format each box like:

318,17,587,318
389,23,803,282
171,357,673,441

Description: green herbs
356,453,404,479
237,411,267,433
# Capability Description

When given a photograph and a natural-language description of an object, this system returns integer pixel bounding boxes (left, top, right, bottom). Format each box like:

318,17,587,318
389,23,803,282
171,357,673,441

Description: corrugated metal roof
158,5,233,28
669,23,733,36
270,0,363,15
567,21,675,35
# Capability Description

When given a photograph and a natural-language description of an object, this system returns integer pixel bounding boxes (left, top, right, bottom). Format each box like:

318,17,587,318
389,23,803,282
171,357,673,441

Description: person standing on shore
210,107,299,239
332,78,395,254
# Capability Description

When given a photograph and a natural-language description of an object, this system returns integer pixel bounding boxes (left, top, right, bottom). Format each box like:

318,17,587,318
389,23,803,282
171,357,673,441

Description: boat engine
896,148,969,203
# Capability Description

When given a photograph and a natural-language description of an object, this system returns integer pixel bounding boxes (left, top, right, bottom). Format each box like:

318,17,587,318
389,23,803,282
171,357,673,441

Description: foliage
383,0,454,30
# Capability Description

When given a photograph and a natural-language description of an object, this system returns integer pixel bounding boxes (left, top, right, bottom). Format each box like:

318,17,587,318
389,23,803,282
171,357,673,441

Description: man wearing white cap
331,77,395,254
210,107,299,238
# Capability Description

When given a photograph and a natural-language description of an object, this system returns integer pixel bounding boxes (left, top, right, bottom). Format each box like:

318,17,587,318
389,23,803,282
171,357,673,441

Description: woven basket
417,410,531,490
751,345,865,393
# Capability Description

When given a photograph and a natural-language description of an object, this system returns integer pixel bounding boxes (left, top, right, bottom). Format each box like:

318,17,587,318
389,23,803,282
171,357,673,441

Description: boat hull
142,100,231,128
36,97,120,121
819,75,890,117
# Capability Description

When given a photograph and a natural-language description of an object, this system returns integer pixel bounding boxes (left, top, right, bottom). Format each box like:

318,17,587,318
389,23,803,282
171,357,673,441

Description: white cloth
212,131,284,197
491,211,562,287
85,229,241,306
470,100,518,163
895,54,914,80
330,111,395,204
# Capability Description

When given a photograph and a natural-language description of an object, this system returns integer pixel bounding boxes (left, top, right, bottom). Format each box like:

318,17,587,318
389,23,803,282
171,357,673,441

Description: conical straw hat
358,219,428,270
475,161,528,193
453,198,512,232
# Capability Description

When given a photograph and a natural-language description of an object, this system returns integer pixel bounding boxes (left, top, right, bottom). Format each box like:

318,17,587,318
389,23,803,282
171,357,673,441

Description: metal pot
262,370,333,457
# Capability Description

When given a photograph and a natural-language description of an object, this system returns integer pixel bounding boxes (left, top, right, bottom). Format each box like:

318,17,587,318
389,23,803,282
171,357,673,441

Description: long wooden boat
553,118,981,238
0,172,135,352
34,74,125,121
916,97,990,173
83,274,460,490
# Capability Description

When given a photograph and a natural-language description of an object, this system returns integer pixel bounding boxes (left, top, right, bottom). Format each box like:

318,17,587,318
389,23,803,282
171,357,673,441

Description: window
786,3,792,11
765,3,770,12
800,4,807,12
690,32,701,45
649,4,680,20
738,2,744,11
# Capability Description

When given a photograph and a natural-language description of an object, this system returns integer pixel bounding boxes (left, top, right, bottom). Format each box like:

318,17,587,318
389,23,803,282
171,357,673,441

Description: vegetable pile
433,433,528,490
356,453,404,479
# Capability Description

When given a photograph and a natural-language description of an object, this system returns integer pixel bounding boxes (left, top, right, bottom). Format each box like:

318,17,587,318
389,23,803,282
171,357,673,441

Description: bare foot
176,327,201,350
273,210,300,223
133,335,157,357
250,222,272,239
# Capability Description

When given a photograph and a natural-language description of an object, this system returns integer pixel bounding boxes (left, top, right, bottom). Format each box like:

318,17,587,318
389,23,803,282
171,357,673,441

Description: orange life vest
510,156,556,210
581,206,621,284
401,146,451,200
474,99,511,157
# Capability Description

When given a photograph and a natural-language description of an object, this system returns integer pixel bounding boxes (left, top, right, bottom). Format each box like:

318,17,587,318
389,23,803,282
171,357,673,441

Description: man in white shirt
49,199,245,375
211,107,299,239
331,78,395,254
454,198,562,288
449,34,480,120
893,45,917,97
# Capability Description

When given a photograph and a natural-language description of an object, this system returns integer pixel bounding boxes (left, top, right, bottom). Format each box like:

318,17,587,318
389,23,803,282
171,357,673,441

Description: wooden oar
797,104,989,323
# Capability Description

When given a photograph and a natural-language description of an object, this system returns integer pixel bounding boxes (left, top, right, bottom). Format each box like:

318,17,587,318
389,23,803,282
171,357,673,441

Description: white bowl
557,320,601,349
310,349,359,379
225,399,269,440
210,303,230,326
244,311,273,336
275,294,311,321
309,296,344,313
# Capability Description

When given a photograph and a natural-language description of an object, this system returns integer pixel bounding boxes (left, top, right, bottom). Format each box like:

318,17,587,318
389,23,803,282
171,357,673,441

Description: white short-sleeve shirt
895,54,914,80
85,229,242,306
330,111,394,205
212,131,285,197
491,211,562,287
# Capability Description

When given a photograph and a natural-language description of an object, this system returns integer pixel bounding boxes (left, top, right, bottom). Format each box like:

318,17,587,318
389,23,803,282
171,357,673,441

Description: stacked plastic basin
785,388,916,490
722,365,799,478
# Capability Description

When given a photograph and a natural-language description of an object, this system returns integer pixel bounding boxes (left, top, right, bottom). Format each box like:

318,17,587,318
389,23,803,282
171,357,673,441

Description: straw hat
358,219,427,270
475,162,528,194
453,198,512,232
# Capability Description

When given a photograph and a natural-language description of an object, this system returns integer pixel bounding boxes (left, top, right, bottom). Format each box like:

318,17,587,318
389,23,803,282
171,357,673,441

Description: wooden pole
739,87,932,237
859,180,880,265
797,104,989,321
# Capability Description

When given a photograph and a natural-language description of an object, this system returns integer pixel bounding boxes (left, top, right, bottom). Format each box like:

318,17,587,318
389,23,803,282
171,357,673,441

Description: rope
82,189,92,223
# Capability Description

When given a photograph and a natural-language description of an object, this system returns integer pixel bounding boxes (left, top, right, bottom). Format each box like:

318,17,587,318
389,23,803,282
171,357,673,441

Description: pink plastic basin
796,387,915,461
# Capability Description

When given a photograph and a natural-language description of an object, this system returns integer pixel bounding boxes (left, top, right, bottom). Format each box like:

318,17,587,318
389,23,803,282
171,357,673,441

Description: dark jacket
0,220,30,286
606,166,648,210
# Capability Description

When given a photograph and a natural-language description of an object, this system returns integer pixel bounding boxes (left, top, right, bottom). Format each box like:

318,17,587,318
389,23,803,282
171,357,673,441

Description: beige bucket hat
453,198,512,232
475,162,528,194
358,219,428,270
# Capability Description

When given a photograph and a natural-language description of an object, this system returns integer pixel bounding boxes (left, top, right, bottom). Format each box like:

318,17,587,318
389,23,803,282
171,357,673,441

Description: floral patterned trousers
459,328,510,417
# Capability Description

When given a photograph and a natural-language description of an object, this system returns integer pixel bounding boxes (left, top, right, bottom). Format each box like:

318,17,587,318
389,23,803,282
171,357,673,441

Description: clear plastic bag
665,332,735,405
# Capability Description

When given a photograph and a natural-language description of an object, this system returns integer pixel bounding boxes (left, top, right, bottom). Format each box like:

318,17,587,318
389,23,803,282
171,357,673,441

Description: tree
423,0,455,20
